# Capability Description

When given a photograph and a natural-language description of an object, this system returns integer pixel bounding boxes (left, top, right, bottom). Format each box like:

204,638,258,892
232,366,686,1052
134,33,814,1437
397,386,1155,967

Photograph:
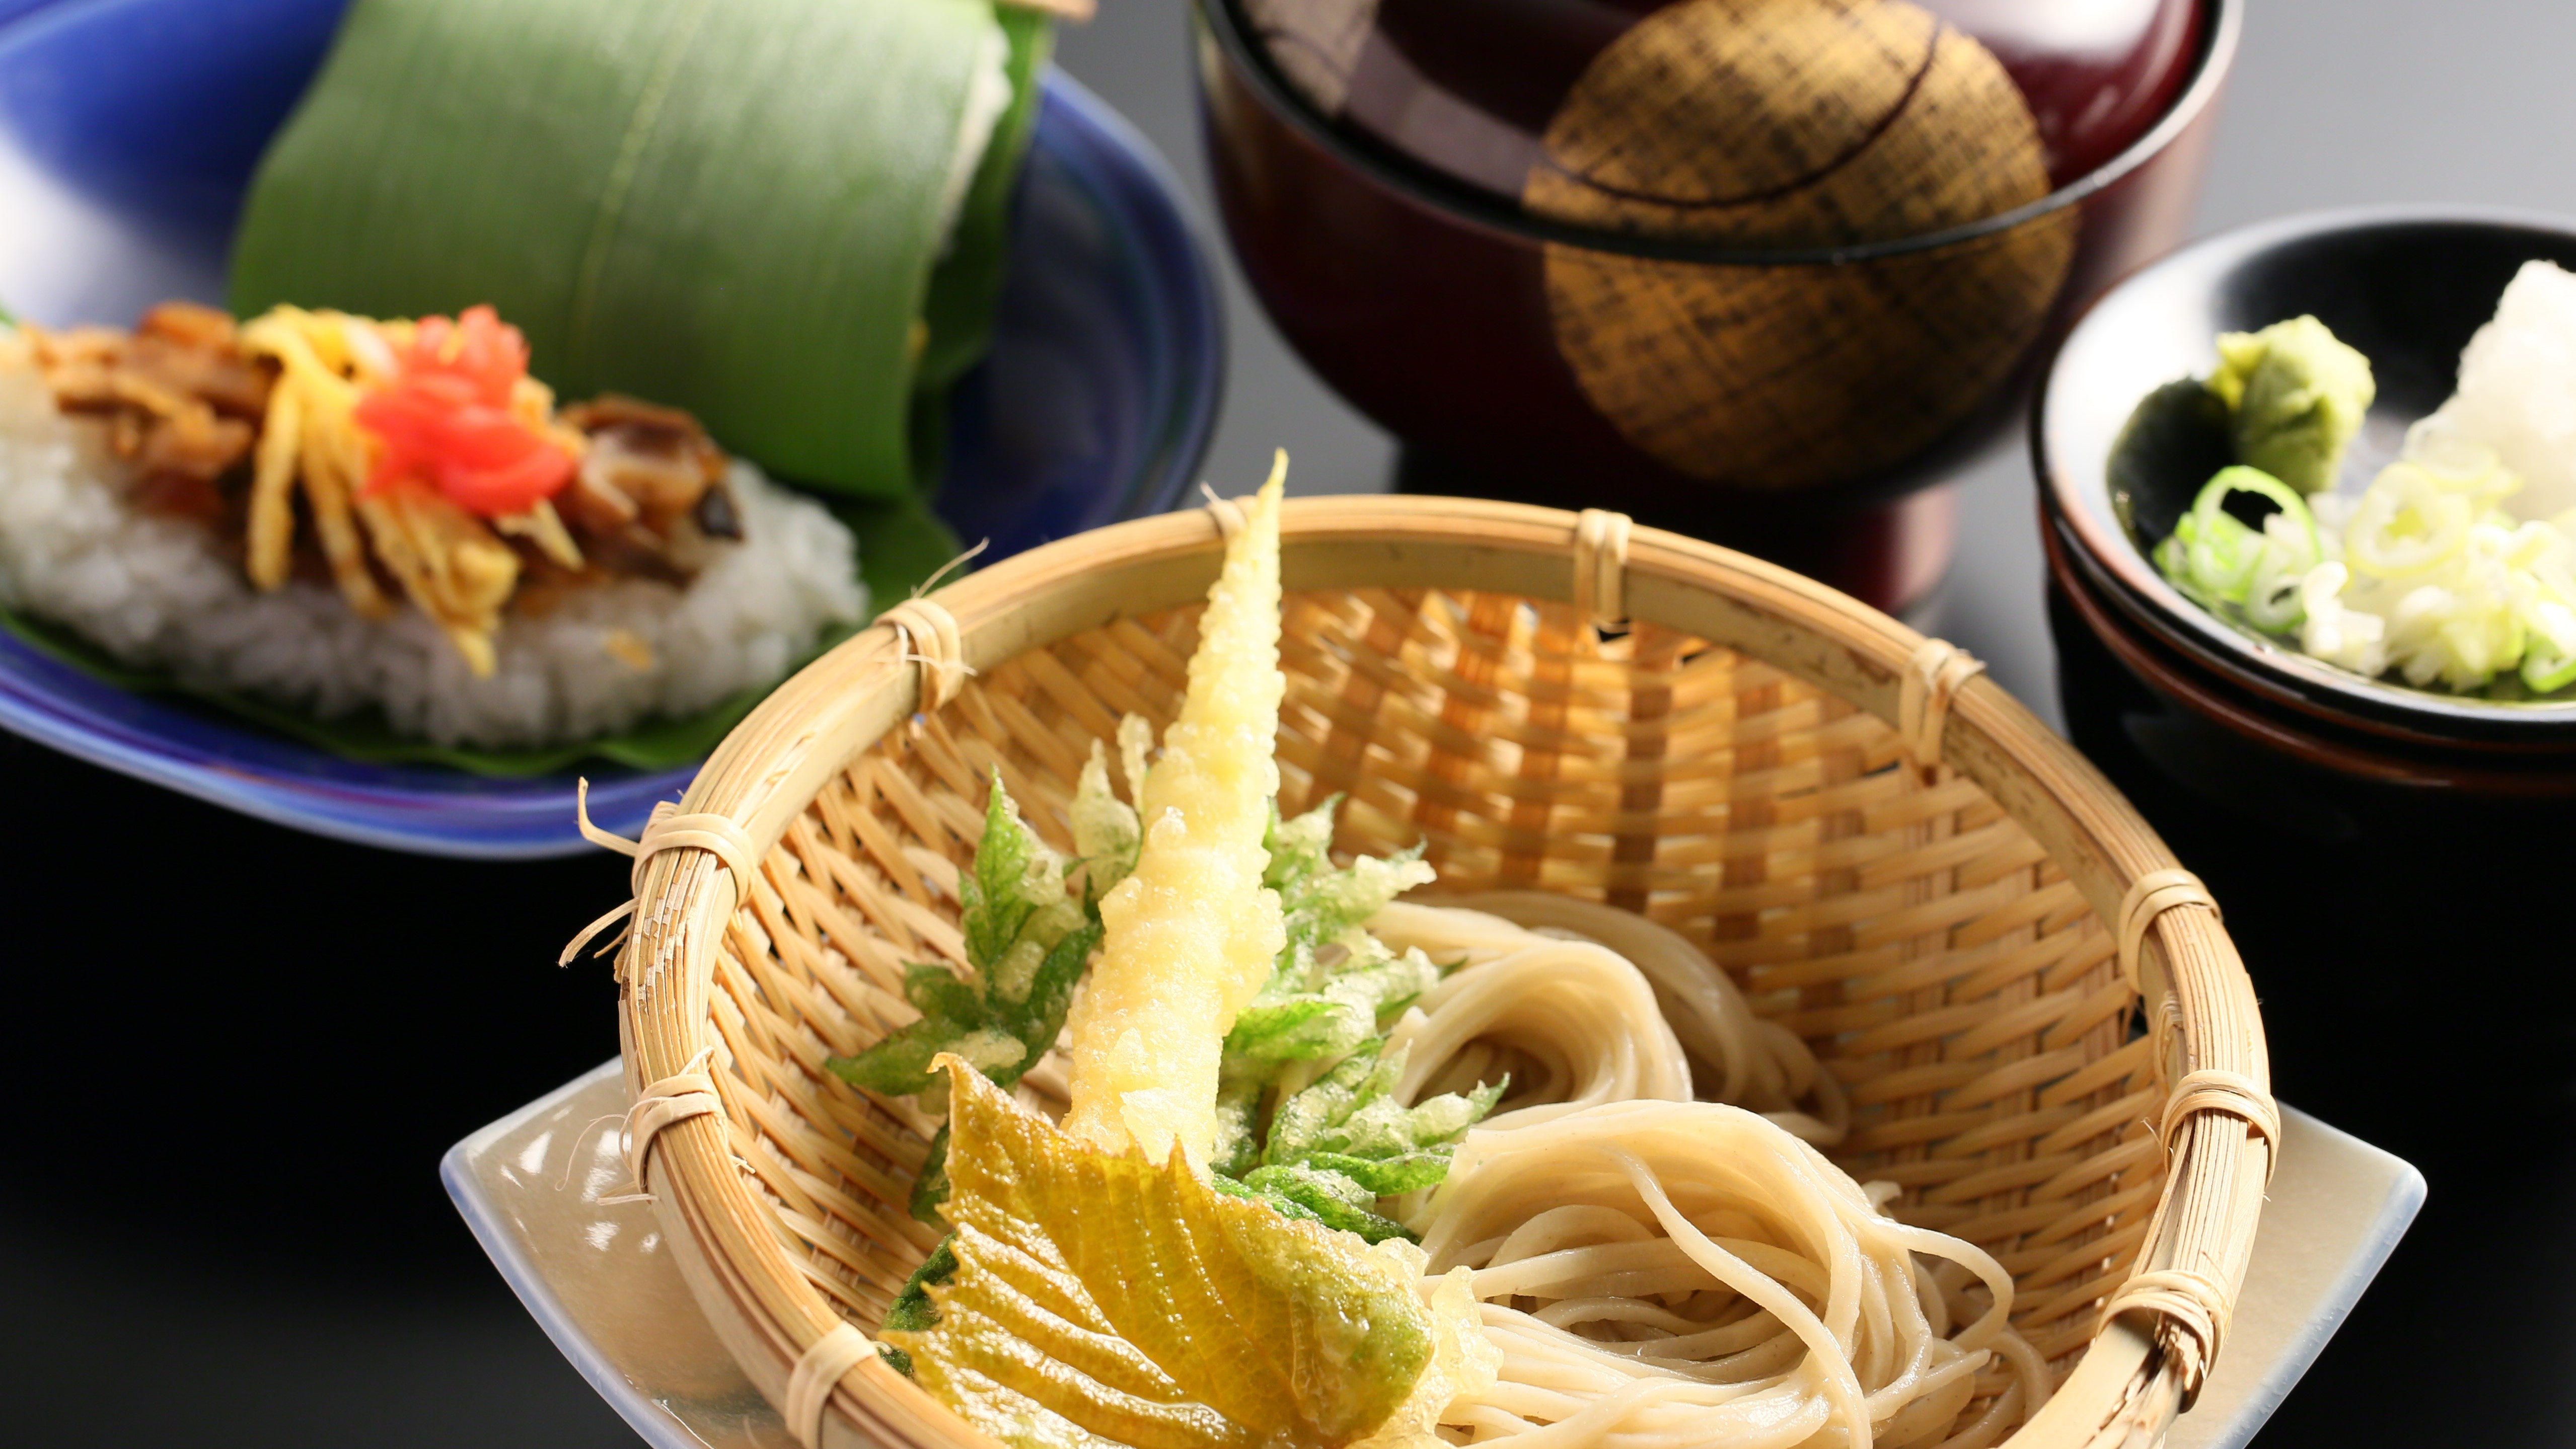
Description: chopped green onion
2345,464,2471,579
2197,465,2324,562
2153,466,2321,631
2526,637,2576,693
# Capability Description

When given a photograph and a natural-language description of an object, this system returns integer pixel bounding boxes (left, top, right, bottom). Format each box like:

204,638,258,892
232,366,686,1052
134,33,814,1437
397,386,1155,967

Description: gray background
1057,0,2576,727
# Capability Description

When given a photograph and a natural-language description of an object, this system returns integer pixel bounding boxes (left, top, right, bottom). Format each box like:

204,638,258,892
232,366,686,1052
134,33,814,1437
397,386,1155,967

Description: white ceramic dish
445,1061,2423,1449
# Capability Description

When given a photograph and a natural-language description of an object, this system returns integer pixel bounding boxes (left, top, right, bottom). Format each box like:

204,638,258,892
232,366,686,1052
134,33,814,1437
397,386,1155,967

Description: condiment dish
2036,206,2576,749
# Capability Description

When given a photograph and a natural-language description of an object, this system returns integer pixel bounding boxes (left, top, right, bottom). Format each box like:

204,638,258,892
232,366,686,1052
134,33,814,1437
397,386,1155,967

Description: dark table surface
10,0,2576,1444
2,727,641,1444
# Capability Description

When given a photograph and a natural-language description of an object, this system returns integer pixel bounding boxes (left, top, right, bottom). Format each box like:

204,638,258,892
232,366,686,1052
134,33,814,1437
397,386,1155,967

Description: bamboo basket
600,496,2272,1449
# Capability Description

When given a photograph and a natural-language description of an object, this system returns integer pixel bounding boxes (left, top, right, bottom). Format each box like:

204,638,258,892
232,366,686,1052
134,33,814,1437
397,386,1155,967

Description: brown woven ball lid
1237,0,2203,246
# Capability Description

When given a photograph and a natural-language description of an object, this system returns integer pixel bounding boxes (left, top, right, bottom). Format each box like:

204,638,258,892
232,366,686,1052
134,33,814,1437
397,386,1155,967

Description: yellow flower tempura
1060,455,1289,1165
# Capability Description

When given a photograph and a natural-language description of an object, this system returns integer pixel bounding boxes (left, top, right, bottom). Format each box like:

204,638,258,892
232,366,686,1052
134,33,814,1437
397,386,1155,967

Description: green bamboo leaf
231,0,1035,499
829,493,971,607
916,7,1052,396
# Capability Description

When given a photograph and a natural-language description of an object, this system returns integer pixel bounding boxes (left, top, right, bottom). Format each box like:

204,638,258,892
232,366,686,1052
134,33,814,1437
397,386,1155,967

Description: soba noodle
1371,896,1848,1143
1417,1101,2045,1449
1383,930,1690,1129
1363,900,2038,1449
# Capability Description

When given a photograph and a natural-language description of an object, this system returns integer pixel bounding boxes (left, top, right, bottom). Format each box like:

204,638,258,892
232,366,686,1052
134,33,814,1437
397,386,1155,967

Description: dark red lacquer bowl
1197,0,2240,606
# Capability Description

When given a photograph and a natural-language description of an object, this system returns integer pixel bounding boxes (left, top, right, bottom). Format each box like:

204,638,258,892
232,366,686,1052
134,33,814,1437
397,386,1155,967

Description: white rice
2422,258,2576,522
0,342,868,748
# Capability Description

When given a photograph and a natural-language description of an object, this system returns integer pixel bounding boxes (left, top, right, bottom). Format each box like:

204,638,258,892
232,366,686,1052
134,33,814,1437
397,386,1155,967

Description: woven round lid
1236,0,2204,246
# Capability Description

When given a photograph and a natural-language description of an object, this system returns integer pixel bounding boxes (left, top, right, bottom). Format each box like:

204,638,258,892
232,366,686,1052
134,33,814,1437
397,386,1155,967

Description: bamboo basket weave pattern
608,497,2272,1449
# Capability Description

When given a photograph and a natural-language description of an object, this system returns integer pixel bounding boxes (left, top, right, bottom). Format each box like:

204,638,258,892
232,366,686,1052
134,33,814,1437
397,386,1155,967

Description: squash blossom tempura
1061,454,1289,1165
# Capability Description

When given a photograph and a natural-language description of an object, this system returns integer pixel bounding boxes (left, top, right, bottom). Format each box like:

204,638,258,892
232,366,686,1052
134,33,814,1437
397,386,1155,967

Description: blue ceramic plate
0,0,1220,857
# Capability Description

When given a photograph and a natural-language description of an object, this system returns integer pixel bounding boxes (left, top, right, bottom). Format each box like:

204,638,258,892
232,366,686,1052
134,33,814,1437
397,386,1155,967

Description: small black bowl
2036,207,2576,753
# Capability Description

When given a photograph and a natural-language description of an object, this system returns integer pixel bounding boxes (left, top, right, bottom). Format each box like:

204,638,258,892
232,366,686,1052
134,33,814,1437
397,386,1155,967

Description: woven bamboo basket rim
609,494,2272,1449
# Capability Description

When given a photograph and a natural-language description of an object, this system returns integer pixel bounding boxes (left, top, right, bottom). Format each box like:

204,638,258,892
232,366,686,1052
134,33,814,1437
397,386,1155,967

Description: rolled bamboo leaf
230,0,1044,502
920,6,1053,400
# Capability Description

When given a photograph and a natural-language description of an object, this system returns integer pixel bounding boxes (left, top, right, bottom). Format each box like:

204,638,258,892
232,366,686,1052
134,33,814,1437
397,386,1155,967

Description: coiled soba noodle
1367,897,2040,1449
1378,920,1690,1129
1370,894,1847,1142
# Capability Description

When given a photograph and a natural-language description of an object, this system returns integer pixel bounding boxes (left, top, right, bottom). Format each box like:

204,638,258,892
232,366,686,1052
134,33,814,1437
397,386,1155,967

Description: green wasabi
2206,315,2377,494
